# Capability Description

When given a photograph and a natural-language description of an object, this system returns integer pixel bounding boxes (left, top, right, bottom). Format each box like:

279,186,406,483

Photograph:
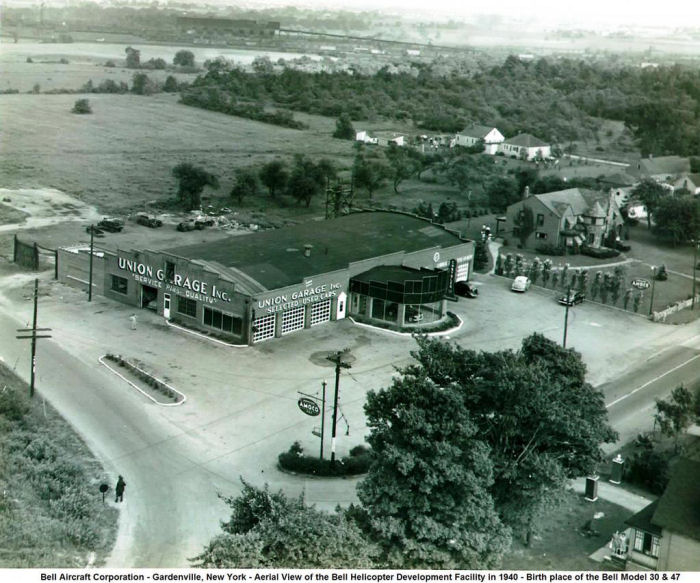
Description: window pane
212,310,222,329
203,307,212,326
222,314,233,332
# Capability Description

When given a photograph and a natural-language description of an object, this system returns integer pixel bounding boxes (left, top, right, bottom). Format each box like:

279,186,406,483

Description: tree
124,46,140,68
71,98,92,114
259,159,288,198
486,176,519,211
131,72,157,95
514,207,535,247
385,143,421,193
631,179,667,230
655,385,694,451
353,155,388,200
230,168,258,204
163,75,179,93
192,481,375,568
172,163,219,211
473,240,489,271
333,113,355,140
286,155,324,207
359,373,512,569
404,334,617,543
652,196,700,246
173,50,195,68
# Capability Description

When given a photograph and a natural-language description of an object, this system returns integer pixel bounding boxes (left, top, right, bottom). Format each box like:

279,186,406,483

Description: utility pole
320,381,326,460
88,224,95,301
326,350,352,463
693,241,698,310
16,279,52,398
563,285,571,349
649,266,657,317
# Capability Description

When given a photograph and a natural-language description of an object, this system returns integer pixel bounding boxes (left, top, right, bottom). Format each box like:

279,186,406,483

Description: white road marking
589,322,602,327
606,353,700,408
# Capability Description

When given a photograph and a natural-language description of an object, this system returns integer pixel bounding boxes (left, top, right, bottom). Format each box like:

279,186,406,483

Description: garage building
59,210,474,344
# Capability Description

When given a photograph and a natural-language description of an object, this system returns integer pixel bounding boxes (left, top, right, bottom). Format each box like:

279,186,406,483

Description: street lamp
648,266,657,317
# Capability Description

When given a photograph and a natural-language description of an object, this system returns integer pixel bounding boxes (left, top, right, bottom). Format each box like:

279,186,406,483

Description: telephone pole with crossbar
16,279,52,398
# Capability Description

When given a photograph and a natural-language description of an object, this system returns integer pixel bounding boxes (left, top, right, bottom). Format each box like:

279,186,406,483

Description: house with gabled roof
672,174,700,195
504,187,624,251
624,457,700,571
631,156,691,182
454,124,505,154
499,133,551,161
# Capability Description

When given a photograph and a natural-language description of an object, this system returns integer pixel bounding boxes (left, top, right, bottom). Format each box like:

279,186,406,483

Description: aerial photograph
2,0,700,573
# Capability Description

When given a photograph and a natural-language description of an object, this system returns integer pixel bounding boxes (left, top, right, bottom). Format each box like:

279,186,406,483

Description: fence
12,235,58,277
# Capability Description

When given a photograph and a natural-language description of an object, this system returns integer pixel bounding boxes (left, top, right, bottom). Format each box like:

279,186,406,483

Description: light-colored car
511,276,531,292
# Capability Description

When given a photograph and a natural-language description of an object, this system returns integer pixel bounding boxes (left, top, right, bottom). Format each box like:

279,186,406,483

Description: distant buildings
454,124,504,154
499,133,552,161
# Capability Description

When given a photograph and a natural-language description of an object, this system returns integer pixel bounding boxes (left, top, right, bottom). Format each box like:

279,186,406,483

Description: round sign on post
631,278,651,290
298,397,320,417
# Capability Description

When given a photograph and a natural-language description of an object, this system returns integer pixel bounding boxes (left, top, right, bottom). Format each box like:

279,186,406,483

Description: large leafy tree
406,334,617,542
631,178,667,230
172,162,219,211
192,481,375,568
384,143,421,193
173,50,195,68
286,155,326,207
333,113,355,140
359,373,512,569
353,154,388,200
655,385,694,451
230,168,258,204
258,159,288,198
652,196,700,246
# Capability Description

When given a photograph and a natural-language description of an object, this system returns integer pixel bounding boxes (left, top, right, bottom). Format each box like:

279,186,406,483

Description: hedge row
104,354,182,403
278,442,371,477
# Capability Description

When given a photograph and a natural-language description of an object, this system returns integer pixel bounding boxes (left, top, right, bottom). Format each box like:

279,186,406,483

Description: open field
0,93,356,215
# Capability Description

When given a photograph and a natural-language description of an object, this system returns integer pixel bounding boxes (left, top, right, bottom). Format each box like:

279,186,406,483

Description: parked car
97,217,124,232
176,221,196,232
135,213,163,228
558,290,585,306
454,281,478,298
511,276,531,293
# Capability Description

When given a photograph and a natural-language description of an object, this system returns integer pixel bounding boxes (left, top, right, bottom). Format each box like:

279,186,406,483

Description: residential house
355,130,378,145
625,458,700,571
454,124,505,154
597,171,638,208
505,187,624,251
374,131,406,147
631,156,691,182
499,133,551,160
672,174,700,195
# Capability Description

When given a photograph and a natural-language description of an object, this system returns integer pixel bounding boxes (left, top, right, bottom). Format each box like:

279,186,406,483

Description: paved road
1,271,699,567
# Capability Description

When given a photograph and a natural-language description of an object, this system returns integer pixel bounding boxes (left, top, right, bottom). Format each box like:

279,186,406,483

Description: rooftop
167,211,468,291
458,124,501,139
635,156,691,177
503,133,549,148
530,188,617,218
652,457,700,541
626,499,662,536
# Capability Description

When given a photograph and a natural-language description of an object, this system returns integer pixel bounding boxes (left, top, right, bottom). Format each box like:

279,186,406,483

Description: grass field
0,93,357,215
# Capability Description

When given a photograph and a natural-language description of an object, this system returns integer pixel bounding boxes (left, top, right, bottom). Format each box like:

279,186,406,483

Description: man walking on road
129,314,137,330
115,475,126,503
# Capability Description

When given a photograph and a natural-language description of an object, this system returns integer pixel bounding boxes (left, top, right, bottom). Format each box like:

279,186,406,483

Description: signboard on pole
631,278,650,290
297,397,320,417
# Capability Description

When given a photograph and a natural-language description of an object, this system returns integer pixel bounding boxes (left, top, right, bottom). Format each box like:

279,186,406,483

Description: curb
348,313,463,338
98,355,187,407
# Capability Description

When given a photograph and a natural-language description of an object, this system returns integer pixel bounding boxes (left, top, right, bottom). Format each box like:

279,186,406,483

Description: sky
236,0,700,29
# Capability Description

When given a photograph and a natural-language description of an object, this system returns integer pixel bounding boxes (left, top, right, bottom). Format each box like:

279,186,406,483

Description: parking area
1,251,696,515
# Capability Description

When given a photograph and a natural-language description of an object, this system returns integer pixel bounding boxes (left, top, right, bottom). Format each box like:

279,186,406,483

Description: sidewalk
571,476,653,512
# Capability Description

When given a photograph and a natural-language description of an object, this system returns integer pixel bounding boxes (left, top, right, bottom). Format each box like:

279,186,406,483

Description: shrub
71,99,92,114
26,57,33,63
104,60,116,67
580,245,620,259
0,385,30,421
278,442,371,476
536,243,566,256
624,447,669,495
59,58,69,64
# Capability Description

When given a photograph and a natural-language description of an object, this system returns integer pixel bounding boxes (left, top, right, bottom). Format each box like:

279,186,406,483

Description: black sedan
454,281,479,298
558,290,585,306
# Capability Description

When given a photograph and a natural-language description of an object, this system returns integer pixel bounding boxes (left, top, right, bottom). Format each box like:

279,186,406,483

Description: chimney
304,244,313,257
523,185,530,200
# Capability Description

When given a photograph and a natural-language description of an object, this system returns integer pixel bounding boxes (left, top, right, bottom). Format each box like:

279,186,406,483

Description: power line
15,278,52,398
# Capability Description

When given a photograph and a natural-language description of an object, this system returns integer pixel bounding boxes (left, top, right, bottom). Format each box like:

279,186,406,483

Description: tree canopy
373,334,617,546
172,162,219,211
192,481,376,568
230,168,258,204
174,49,195,68
259,159,288,198
632,179,667,230
652,196,700,246
333,113,355,140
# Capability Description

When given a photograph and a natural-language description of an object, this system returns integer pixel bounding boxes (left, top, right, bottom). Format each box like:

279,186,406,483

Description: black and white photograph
1,0,700,574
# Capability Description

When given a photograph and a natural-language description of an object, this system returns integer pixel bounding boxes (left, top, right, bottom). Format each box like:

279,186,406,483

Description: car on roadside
558,290,585,306
96,218,124,232
511,276,531,293
176,220,196,232
135,213,163,228
454,281,479,298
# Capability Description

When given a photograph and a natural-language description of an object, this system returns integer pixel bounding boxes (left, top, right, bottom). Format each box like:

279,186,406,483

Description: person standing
115,475,126,503
129,314,137,330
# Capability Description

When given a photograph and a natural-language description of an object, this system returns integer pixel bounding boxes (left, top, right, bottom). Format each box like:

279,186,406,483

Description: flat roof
167,211,468,291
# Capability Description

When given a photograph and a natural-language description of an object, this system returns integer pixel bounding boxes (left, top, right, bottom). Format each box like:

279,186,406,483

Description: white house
454,124,505,154
499,133,551,161
672,174,700,195
355,130,378,145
